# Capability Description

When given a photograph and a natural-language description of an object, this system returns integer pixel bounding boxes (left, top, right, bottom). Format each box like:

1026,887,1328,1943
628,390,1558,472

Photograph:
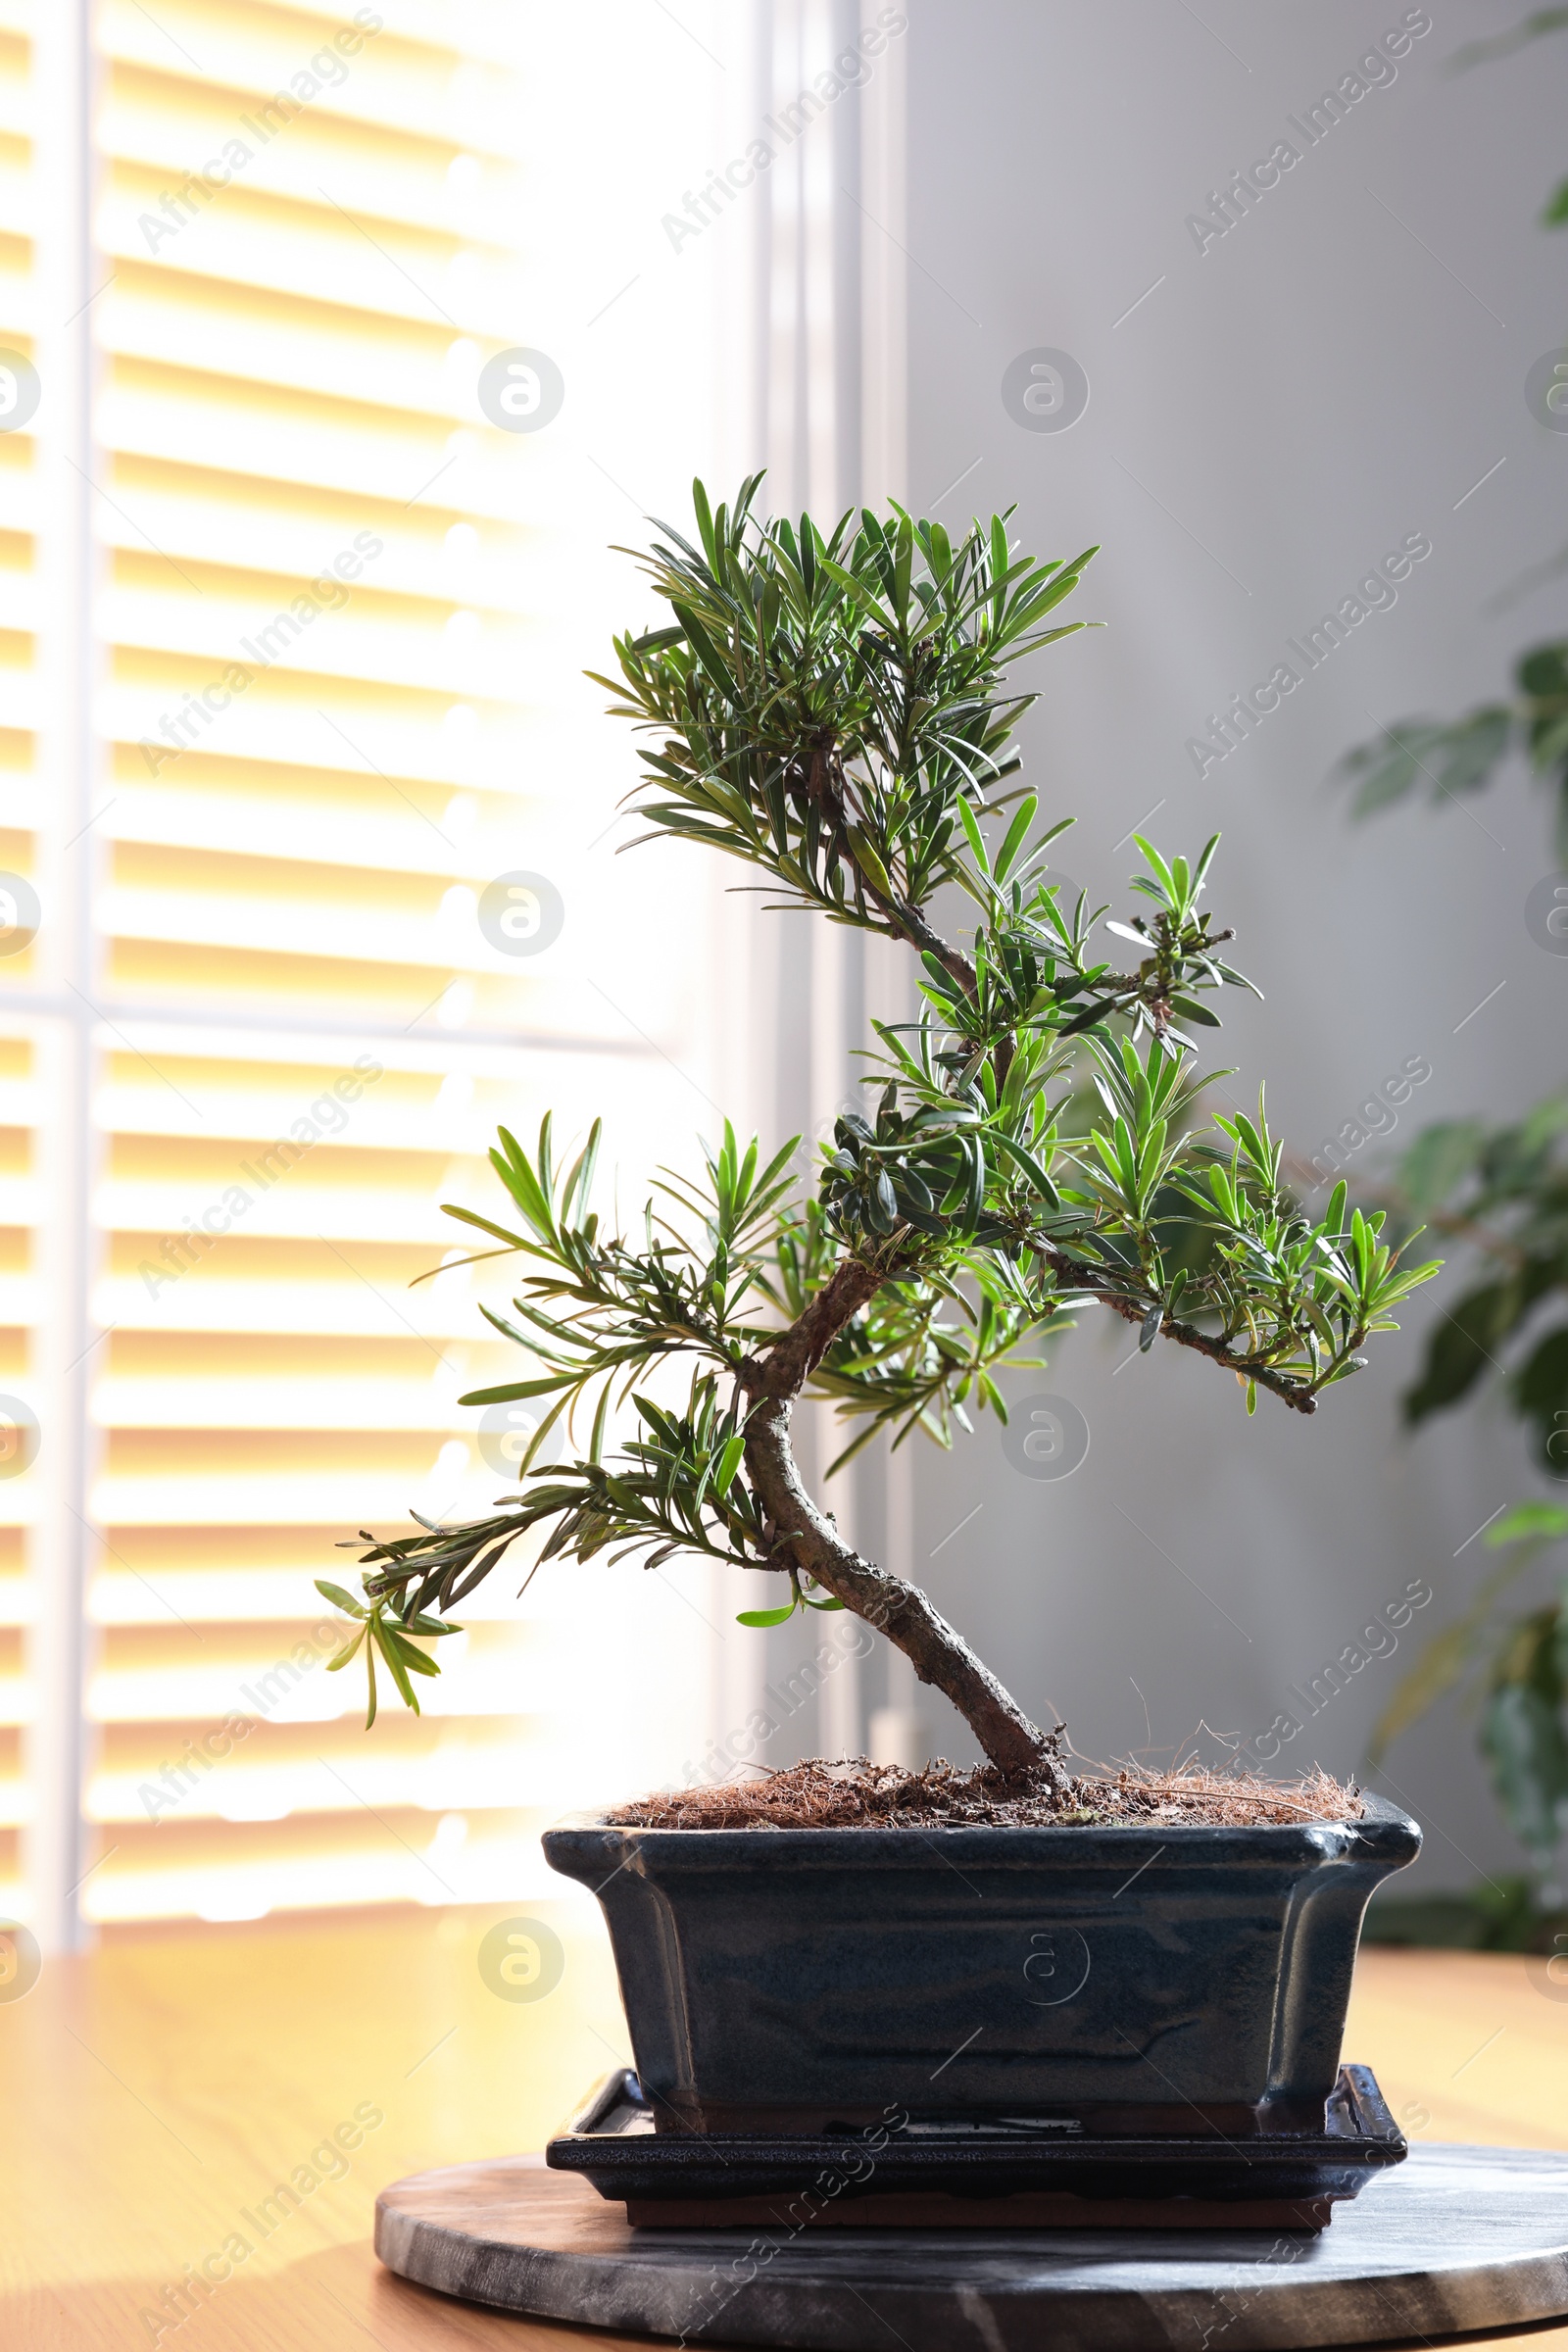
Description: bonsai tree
323,479,1439,1788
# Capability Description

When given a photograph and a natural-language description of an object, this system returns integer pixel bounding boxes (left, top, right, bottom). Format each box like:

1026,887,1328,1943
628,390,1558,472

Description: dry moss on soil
609,1756,1363,1831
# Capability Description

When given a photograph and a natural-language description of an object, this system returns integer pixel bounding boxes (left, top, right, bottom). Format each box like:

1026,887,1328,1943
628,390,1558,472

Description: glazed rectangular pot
543,1795,1420,2132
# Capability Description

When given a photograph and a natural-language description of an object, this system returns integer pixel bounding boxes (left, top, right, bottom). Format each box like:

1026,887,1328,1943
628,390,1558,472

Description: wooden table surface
2,1905,1563,2350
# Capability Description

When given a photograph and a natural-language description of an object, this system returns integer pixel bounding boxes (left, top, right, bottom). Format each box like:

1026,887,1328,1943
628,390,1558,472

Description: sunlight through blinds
4,0,740,1932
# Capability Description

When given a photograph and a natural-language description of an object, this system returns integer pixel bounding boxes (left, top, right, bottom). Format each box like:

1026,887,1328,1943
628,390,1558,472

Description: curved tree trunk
742,1257,1072,1792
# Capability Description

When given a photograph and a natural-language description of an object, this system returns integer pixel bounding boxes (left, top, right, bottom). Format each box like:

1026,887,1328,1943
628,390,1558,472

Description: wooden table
3,1906,1563,2349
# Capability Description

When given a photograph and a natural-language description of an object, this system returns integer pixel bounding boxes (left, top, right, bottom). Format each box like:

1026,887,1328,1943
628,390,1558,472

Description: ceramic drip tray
546,2064,1405,2230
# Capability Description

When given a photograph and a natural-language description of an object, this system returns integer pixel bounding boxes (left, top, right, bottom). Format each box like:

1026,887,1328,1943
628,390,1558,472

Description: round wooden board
375,2143,1568,2350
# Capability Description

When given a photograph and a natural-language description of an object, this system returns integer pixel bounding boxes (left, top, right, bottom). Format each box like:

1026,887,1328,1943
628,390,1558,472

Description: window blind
5,0,738,1933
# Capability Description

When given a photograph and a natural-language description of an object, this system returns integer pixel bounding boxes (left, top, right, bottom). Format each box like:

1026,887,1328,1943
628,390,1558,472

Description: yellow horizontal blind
0,1033,32,1923
4,0,738,1929
0,0,37,1923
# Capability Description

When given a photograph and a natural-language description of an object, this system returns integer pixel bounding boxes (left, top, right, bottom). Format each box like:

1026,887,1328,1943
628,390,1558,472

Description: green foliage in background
1375,1098,1568,1479
1338,648,1568,861
1372,1503,1568,1886
1348,10,1568,1901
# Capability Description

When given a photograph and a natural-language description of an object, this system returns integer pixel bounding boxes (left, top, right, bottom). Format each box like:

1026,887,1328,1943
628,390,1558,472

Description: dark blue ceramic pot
543,1796,1420,2132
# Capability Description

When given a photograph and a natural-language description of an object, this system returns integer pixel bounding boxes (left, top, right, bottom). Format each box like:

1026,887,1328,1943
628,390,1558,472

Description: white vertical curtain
717,0,915,1767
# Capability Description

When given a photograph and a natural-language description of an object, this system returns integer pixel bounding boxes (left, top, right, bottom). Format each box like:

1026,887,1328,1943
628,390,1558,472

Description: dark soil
608,1756,1363,1831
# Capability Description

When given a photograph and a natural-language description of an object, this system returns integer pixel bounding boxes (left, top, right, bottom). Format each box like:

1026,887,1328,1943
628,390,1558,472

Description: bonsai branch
1035,1248,1319,1416
741,1392,1069,1788
876,889,979,997
742,1251,1070,1787
727,887,1328,1775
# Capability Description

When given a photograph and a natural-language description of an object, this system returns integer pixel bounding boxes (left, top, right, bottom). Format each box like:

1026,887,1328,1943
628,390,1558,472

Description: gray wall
894,0,1567,1889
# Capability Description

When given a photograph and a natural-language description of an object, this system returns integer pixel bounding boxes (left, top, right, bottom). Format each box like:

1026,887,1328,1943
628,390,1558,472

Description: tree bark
742,1256,1072,1791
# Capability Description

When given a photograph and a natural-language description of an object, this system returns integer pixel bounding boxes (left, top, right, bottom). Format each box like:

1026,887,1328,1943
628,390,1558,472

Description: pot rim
543,1788,1419,1861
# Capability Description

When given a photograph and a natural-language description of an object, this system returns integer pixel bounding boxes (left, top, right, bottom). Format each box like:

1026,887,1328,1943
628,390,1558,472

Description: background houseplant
1337,12,1568,1935
323,480,1438,1795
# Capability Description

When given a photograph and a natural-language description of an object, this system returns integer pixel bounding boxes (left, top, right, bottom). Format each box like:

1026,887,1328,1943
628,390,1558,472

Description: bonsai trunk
742,1257,1071,1793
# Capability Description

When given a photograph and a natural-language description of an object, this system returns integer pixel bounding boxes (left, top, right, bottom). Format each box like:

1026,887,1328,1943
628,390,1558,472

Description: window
8,0,742,1936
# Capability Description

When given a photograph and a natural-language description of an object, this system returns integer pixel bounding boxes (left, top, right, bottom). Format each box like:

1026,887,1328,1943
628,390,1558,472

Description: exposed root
608,1755,1362,1831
